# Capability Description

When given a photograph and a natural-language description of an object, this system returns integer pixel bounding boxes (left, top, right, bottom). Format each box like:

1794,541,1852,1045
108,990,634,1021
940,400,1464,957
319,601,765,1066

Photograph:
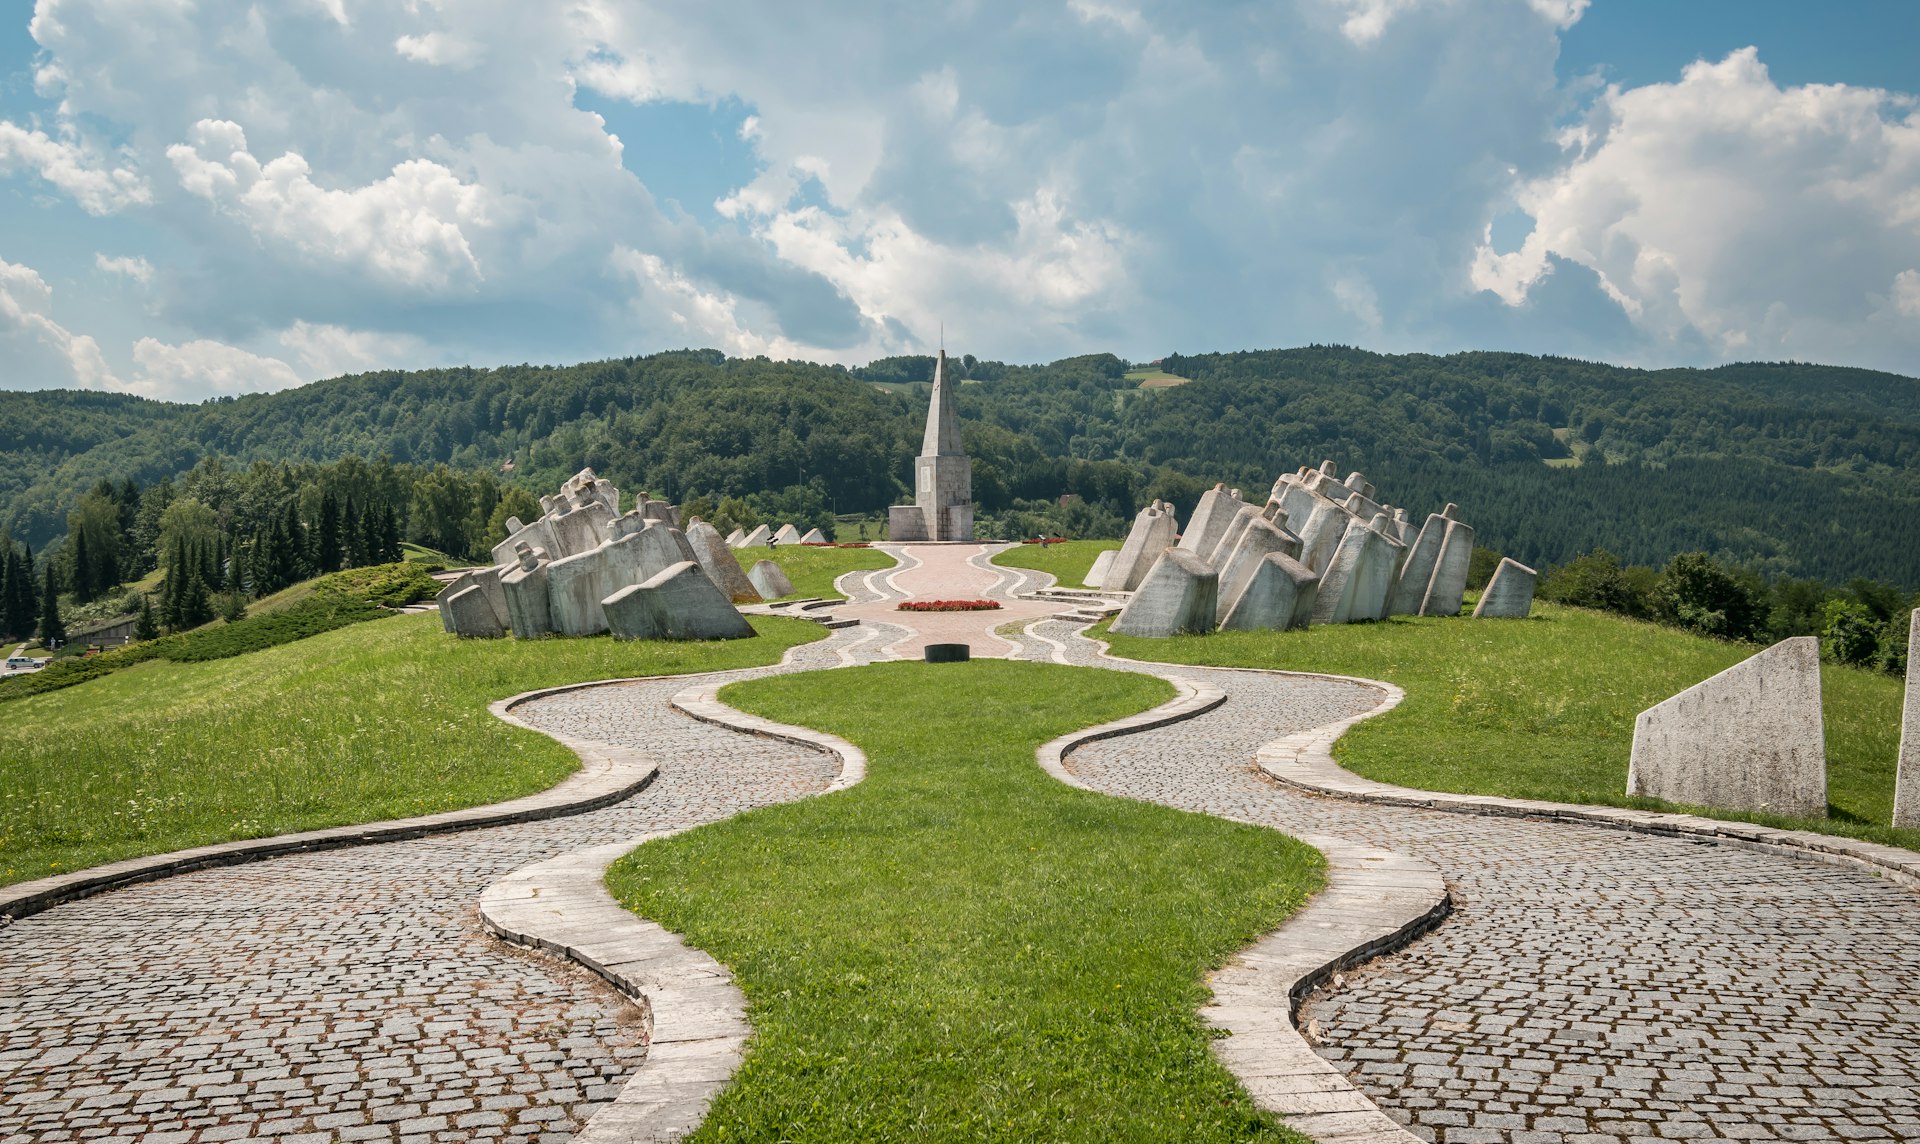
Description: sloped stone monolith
799,527,827,544
1103,502,1177,592
1628,636,1827,818
1420,516,1475,617
500,546,553,638
739,524,772,548
1388,511,1447,616
685,521,761,604
1177,484,1243,558
1110,548,1217,638
1086,549,1117,589
747,559,795,600
772,523,804,546
1219,552,1318,631
603,561,754,642
1895,612,1920,828
444,585,505,639
1473,557,1538,619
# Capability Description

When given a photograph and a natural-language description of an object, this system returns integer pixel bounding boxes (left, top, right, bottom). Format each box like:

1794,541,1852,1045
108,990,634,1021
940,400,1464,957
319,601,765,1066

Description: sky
0,0,1916,402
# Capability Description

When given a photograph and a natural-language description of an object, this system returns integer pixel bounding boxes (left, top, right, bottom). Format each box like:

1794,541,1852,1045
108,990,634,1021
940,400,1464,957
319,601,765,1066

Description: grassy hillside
1102,603,1914,852
991,539,1122,588
0,613,826,886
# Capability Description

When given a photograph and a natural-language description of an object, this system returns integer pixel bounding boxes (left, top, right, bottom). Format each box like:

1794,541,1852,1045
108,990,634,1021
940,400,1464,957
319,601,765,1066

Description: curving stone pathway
5,544,1919,1144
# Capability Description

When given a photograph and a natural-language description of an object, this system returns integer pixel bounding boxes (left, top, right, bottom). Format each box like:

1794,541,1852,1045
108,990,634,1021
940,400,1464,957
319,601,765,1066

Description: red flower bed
897,599,1002,612
1020,536,1067,545
801,541,872,548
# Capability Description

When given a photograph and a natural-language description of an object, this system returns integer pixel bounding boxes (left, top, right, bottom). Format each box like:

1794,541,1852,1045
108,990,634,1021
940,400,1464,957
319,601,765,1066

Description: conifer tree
361,502,385,565
71,529,94,603
379,502,402,562
134,594,158,641
316,492,343,573
16,544,36,638
344,500,370,568
0,542,12,640
38,562,64,646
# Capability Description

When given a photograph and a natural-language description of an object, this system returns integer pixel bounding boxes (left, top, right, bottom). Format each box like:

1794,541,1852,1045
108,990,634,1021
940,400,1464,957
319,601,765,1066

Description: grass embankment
732,543,895,600
990,539,1123,589
0,613,826,887
607,661,1323,1142
1102,603,1917,851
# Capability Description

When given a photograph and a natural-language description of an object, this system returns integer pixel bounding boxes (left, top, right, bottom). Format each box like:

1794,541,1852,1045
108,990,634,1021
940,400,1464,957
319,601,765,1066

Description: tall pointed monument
887,348,973,541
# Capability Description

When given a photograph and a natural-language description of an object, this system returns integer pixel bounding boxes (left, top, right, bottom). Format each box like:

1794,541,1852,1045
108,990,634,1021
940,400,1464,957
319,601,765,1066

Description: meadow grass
606,660,1322,1143
0,613,825,886
990,539,1123,589
1102,603,1916,850
731,543,895,600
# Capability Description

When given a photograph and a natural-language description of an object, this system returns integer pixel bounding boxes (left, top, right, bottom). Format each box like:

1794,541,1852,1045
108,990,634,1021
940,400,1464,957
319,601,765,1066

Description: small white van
5,655,46,671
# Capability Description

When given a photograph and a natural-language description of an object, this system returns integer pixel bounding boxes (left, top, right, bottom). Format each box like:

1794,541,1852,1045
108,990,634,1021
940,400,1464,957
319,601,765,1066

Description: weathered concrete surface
1474,556,1538,619
799,527,827,544
747,559,796,600
491,514,559,567
1202,503,1258,570
725,527,745,547
1420,516,1474,617
603,561,754,642
1085,549,1117,589
738,524,771,548
1387,512,1446,616
501,548,554,637
444,584,506,638
1104,502,1178,592
1628,636,1828,819
1177,484,1244,558
436,571,476,634
1311,516,1387,625
887,504,930,542
1217,516,1302,619
1110,548,1217,638
685,521,762,604
1218,552,1318,631
1896,611,1920,829
772,523,803,546
545,546,618,636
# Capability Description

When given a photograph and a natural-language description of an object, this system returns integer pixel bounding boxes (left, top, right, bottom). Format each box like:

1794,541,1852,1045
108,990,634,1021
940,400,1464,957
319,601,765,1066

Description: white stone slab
1473,557,1537,619
1104,503,1177,592
444,584,505,638
799,528,827,544
747,559,795,600
1628,636,1827,819
1895,612,1920,828
1387,512,1447,616
772,523,804,546
603,561,754,642
1420,517,1474,617
739,524,771,548
684,521,761,604
1177,485,1243,558
1110,548,1218,637
1085,549,1117,589
1219,552,1318,632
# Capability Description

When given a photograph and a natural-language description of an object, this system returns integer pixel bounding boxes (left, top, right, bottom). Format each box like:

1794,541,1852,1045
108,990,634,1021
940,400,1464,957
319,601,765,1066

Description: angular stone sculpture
685,521,762,604
1473,557,1538,619
747,559,795,600
726,528,746,547
491,515,558,568
1420,514,1475,617
1219,552,1318,631
1103,501,1177,592
1202,504,1259,570
739,524,772,548
1895,612,1920,829
1217,516,1302,618
500,545,553,638
444,585,505,639
549,500,616,560
603,561,755,642
1628,637,1827,818
773,523,804,546
436,570,506,634
1086,549,1117,588
1312,515,1392,625
799,527,827,544
1344,515,1403,623
1387,512,1448,616
1177,485,1243,558
1110,549,1217,638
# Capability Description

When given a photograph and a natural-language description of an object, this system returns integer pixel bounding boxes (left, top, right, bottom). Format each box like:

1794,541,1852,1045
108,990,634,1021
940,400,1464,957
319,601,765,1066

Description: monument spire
921,344,965,458
888,332,975,542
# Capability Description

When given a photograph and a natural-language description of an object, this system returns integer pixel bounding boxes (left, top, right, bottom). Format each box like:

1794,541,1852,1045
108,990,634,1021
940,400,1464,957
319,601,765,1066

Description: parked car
5,655,49,672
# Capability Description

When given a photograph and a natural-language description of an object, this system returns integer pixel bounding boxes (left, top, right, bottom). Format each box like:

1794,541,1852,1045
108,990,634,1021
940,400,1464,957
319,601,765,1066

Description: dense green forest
3,345,1918,591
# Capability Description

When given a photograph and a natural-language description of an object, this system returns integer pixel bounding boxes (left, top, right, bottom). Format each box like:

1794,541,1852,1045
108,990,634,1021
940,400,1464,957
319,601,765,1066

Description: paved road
5,547,1918,1144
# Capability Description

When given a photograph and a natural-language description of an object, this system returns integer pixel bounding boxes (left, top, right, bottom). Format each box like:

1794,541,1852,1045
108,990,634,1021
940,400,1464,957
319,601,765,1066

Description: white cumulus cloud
95,253,154,283
0,120,149,214
167,119,493,291
276,320,435,379
0,257,119,390
127,337,302,400
1474,48,1920,365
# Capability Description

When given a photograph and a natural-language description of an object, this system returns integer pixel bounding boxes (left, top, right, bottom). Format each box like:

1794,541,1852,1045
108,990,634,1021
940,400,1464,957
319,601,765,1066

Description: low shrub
898,599,1002,612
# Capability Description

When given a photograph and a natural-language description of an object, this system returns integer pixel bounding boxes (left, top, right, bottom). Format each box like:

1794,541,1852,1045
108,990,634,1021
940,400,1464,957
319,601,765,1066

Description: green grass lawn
990,539,1123,589
606,660,1322,1142
732,543,895,600
1102,604,1916,851
0,613,826,887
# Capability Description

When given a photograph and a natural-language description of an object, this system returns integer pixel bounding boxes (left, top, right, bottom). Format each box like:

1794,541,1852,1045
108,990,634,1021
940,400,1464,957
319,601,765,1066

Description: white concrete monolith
1420,516,1474,617
501,546,553,638
1202,504,1259,570
1110,548,1217,638
1627,637,1827,818
1217,516,1303,618
1473,558,1538,619
685,521,762,604
491,515,558,567
603,561,755,642
740,524,772,548
747,559,795,599
1311,515,1385,624
726,528,747,548
1895,612,1920,829
1219,552,1318,631
1177,485,1244,558
1103,503,1177,592
444,585,505,638
1086,549,1117,589
1294,497,1356,577
799,528,828,544
1388,512,1447,616
773,523,804,546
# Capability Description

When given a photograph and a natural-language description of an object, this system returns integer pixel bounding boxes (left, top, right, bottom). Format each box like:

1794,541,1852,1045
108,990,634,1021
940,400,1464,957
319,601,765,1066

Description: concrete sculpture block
726,528,746,547
1217,516,1303,619
1388,512,1447,616
1311,515,1385,625
436,572,474,634
773,523,804,546
444,585,505,639
887,504,930,541
685,521,761,603
603,561,754,642
545,546,619,636
1895,612,1920,829
490,515,558,568
1086,549,1117,588
1110,548,1218,638
1104,502,1177,592
639,499,677,526
1202,504,1258,569
500,546,553,638
1473,557,1538,619
1177,485,1243,557
1627,637,1827,818
1345,515,1402,623
1293,496,1354,577
549,501,616,560
739,524,772,548
1219,552,1318,631
799,528,827,544
1421,516,1474,617
747,559,795,600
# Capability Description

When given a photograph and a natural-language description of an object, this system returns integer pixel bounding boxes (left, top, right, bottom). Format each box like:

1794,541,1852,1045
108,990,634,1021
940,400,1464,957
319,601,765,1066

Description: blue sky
0,0,1915,401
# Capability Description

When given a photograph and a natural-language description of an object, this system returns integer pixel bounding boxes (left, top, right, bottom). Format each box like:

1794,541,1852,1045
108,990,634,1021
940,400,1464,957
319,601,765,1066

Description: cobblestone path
0,632,883,1144
1027,618,1920,1144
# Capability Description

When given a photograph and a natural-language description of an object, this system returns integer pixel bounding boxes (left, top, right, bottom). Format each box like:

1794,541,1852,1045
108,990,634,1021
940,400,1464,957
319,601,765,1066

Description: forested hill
4,345,1918,586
